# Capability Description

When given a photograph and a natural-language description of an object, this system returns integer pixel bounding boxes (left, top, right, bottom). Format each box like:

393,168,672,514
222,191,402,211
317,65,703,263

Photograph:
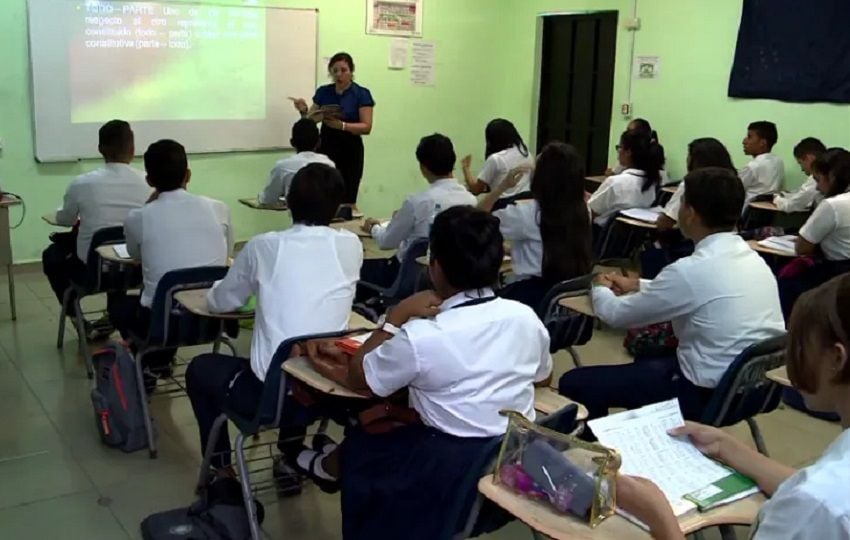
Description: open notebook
757,235,797,256
589,400,758,524
620,207,664,223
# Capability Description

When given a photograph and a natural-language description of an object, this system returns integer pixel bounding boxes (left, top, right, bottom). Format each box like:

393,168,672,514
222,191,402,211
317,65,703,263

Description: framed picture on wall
366,0,423,37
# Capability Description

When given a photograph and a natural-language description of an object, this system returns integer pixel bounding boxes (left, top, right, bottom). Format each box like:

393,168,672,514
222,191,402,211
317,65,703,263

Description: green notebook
684,470,759,511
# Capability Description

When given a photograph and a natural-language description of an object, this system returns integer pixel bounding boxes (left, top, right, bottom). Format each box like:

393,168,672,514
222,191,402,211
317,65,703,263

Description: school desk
766,366,791,387
95,244,141,266
331,218,396,260
584,176,607,193
238,197,289,212
42,213,69,226
615,216,658,230
558,295,595,317
746,239,796,258
416,254,513,274
746,201,810,230
477,474,765,540
1,195,22,319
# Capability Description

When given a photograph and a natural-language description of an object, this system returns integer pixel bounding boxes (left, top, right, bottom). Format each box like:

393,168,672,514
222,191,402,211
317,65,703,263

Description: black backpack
141,477,265,540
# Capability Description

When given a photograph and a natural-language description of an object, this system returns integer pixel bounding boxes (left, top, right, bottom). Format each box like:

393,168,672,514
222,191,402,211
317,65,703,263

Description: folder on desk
336,332,372,355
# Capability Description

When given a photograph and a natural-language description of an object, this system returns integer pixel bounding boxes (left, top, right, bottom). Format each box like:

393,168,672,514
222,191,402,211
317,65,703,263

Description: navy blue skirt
340,423,498,540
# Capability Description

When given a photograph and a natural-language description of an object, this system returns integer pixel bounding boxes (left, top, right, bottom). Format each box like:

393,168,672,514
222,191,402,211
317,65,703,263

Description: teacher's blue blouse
313,82,375,123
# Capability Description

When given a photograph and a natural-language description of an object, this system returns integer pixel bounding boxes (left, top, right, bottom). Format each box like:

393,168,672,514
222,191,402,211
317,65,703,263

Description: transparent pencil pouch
494,410,621,527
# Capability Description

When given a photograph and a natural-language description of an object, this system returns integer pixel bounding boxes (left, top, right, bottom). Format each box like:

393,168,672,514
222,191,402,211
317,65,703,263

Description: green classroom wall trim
2,0,848,263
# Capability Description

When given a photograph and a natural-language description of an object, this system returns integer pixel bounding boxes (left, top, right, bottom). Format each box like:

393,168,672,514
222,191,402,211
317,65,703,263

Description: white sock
296,449,336,481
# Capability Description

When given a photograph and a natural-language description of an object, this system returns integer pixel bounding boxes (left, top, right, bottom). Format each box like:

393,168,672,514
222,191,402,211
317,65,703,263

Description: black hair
682,167,745,229
484,119,529,159
687,138,736,173
530,142,592,283
628,118,659,143
812,148,850,186
287,163,344,226
793,137,827,159
98,119,134,160
619,131,662,191
747,121,779,150
825,152,850,199
143,139,187,192
328,52,354,73
291,119,320,152
429,206,503,291
416,133,456,177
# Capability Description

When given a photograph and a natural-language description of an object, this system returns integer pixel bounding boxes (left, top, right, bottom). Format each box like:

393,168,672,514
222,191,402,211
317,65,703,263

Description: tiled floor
0,269,841,539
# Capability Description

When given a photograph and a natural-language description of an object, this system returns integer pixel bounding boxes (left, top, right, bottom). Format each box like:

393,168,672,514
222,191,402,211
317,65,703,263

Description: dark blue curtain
728,0,850,103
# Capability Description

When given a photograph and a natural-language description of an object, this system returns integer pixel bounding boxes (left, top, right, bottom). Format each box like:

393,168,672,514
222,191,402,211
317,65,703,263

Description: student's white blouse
588,168,656,226
207,225,362,380
363,289,553,438
479,145,534,198
799,192,850,261
773,175,820,213
591,233,785,387
494,200,542,280
752,427,850,539
259,151,335,204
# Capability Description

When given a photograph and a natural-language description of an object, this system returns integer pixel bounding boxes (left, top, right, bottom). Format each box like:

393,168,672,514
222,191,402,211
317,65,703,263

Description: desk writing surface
283,356,368,399
332,218,395,259
95,244,140,266
616,216,658,230
238,197,288,211
0,196,22,208
585,176,607,184
661,185,677,195
42,213,69,226
746,239,796,258
534,387,588,420
173,289,254,320
558,295,594,317
478,476,764,540
749,201,779,212
766,366,790,387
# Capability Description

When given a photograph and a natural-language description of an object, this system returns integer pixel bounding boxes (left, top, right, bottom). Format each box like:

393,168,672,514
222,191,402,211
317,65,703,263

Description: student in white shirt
617,274,850,540
605,118,668,183
480,141,592,309
42,119,150,314
796,149,850,261
109,139,232,389
359,133,476,292
588,130,662,228
739,120,784,202
773,137,826,213
287,206,552,539
462,118,534,203
258,119,335,204
185,163,361,473
560,167,785,424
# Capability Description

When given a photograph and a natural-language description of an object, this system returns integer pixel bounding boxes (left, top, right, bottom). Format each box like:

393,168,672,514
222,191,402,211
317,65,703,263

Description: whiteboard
27,0,318,162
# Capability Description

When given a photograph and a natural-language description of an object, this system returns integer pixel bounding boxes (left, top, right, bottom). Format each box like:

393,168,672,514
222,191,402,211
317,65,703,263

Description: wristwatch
380,321,401,336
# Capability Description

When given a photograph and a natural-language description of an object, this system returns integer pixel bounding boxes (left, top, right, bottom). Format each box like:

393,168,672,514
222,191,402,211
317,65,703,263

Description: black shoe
272,455,304,497
288,447,341,494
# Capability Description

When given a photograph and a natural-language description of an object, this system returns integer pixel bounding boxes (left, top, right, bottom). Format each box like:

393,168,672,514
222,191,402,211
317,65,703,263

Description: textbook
588,399,759,521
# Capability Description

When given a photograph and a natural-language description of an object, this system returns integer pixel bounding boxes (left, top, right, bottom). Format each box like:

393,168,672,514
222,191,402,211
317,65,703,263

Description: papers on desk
757,235,797,256
589,400,757,520
620,207,664,223
112,243,131,259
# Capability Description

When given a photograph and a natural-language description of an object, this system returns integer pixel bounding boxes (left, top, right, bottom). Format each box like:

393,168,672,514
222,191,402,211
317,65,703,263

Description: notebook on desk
620,207,664,223
112,243,131,259
757,235,797,255
588,399,758,524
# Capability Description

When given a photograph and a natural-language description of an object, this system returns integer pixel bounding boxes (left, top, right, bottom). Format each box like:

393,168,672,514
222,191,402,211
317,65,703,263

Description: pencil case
494,410,621,527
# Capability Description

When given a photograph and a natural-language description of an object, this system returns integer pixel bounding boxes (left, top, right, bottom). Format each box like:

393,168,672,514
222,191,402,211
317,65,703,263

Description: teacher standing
291,52,375,209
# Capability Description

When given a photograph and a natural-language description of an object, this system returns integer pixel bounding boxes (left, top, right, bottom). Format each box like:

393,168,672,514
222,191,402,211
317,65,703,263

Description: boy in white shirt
185,163,361,474
561,167,785,428
258,119,334,204
773,137,825,213
739,120,784,202
42,120,150,318
110,139,232,388
359,133,476,291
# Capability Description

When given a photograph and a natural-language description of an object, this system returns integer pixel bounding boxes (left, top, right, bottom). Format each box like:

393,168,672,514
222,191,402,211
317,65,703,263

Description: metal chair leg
197,414,228,492
235,433,262,540
134,349,158,459
567,346,583,368
73,295,94,379
57,288,73,349
746,417,769,456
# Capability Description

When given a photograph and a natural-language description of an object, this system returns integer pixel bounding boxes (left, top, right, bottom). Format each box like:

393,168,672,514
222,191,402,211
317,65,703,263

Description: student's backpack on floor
90,341,150,452
140,477,265,540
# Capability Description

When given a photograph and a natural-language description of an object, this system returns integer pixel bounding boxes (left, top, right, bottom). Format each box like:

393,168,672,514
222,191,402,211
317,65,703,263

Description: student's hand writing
668,422,737,462
461,155,472,170
608,274,640,296
362,218,381,234
616,475,683,539
388,290,443,326
288,97,308,114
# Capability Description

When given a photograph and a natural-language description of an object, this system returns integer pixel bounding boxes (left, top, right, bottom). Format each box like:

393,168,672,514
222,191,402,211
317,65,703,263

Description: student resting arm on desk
618,274,850,540
795,149,850,259
773,137,826,213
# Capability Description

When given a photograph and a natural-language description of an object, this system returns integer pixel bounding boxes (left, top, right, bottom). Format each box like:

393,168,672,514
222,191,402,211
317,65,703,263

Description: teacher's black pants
321,127,365,204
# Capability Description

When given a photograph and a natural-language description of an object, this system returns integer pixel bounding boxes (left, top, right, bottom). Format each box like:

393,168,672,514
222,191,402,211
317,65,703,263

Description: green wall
3,0,849,263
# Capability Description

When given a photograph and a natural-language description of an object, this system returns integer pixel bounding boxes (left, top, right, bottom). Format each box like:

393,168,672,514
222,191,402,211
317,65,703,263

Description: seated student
185,163,361,475
292,206,552,540
605,118,668,183
461,118,534,200
42,119,150,318
796,149,850,261
110,139,233,385
617,274,850,540
258,119,334,204
480,141,592,309
359,133,476,289
588,130,662,228
560,167,785,424
739,120,784,202
773,137,826,213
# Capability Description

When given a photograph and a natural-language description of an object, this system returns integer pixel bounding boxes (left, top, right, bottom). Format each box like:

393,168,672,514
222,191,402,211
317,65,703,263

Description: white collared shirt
54,163,151,261
662,182,685,221
773,175,820,213
371,178,477,261
738,153,784,202
258,151,335,204
125,189,233,307
591,232,785,387
363,289,553,438
800,192,850,261
752,428,850,539
588,168,656,226
207,225,362,380
479,145,534,197
494,199,542,280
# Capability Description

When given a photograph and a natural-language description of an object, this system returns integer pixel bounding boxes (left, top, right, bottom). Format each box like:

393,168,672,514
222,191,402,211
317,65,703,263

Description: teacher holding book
290,52,375,210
